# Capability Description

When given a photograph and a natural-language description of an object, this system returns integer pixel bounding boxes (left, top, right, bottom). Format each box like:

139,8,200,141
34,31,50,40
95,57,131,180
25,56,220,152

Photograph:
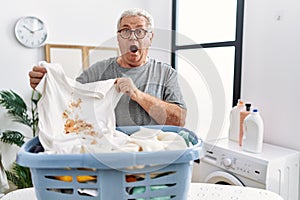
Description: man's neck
117,56,148,68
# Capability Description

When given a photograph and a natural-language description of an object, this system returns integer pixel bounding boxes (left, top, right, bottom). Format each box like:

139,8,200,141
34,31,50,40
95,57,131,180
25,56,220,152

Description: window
172,0,244,140
45,44,119,80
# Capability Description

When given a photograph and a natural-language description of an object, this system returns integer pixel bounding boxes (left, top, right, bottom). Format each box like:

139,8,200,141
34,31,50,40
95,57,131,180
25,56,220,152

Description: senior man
29,8,186,126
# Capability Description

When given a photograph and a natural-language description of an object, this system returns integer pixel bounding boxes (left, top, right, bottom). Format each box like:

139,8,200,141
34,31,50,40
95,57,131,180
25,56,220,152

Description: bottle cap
245,103,251,111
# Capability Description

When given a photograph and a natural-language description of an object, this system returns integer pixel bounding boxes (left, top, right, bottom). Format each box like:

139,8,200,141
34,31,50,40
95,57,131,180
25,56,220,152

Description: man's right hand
28,66,47,89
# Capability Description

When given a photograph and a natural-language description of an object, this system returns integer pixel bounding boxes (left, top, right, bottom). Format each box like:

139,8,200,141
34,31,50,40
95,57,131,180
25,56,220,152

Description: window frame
171,0,245,106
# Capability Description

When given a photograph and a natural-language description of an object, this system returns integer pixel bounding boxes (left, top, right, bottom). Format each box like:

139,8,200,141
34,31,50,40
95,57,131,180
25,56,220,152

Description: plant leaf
0,130,25,147
5,163,32,189
0,89,38,189
0,90,31,127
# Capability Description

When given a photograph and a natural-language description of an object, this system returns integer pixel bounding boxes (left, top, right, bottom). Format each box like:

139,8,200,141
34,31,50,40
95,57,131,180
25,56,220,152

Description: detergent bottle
239,103,251,146
242,108,264,153
229,100,244,142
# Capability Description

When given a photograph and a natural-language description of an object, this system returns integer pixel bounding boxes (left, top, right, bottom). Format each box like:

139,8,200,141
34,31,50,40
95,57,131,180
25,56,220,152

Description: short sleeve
163,67,186,109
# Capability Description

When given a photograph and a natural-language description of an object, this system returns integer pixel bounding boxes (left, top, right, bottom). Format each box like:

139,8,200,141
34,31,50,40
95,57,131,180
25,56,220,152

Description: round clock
14,16,48,48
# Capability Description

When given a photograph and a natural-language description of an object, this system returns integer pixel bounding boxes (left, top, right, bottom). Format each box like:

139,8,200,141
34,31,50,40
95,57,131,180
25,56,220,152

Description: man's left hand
114,77,138,99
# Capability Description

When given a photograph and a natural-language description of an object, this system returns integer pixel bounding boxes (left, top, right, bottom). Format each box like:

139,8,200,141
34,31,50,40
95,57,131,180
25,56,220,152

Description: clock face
15,16,48,48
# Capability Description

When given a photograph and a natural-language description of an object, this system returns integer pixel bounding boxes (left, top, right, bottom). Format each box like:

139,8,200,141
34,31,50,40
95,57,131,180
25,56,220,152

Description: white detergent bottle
242,108,264,153
229,100,244,142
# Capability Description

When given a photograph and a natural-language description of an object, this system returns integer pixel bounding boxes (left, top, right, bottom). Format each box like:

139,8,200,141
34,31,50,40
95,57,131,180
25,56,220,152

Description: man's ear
149,32,154,43
151,32,154,40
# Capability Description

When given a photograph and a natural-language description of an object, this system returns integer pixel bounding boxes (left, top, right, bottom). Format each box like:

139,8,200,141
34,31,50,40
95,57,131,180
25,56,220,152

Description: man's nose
129,30,137,40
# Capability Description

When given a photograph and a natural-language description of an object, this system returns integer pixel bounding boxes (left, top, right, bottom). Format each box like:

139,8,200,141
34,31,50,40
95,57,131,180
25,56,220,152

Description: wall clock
14,16,48,48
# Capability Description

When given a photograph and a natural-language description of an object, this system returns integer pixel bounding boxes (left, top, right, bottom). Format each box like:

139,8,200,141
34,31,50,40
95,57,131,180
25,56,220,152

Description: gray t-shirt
76,57,186,126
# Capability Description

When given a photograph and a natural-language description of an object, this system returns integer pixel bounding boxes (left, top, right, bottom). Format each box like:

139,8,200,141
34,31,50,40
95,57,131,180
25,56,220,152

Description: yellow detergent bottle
229,100,244,142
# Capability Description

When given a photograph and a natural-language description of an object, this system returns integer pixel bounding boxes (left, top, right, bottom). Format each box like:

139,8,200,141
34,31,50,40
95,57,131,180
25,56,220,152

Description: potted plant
0,90,40,189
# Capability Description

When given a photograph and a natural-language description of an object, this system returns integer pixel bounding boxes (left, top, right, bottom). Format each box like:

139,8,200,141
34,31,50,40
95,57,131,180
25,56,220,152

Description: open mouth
129,45,138,53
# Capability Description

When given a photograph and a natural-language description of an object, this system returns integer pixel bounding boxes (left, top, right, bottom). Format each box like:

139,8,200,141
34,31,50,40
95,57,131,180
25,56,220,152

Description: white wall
242,0,300,151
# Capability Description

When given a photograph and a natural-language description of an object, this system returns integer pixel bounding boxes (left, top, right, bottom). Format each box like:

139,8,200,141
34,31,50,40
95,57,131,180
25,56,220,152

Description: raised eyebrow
119,25,131,30
135,25,145,29
119,25,145,30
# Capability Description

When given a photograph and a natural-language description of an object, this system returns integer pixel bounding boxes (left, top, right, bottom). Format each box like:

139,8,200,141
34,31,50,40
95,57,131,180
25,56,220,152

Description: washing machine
192,138,300,200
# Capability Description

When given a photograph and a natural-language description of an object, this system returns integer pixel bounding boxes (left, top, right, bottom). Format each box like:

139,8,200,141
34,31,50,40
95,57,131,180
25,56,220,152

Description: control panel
204,147,268,184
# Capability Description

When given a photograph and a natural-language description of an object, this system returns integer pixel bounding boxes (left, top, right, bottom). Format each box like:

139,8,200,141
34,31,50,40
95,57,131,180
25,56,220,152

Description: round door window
204,171,244,186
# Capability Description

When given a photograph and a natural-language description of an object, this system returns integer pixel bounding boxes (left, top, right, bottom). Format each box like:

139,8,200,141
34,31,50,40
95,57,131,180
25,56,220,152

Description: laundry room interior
0,0,299,200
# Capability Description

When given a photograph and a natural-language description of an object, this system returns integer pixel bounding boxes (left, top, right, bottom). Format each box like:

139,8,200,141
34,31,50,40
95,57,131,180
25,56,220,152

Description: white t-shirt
36,61,124,154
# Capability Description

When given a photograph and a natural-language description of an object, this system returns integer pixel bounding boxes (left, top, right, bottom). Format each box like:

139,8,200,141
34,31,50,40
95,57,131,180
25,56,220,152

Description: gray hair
117,8,154,30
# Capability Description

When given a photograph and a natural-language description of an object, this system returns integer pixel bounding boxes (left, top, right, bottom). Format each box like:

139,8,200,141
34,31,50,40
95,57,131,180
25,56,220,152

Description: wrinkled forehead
119,15,150,29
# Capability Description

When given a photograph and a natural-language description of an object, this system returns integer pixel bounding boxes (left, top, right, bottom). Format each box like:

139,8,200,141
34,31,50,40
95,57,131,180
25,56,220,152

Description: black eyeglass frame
117,28,152,39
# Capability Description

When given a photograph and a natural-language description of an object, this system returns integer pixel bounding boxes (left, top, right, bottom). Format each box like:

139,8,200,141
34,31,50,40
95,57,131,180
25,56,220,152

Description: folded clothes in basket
17,125,200,200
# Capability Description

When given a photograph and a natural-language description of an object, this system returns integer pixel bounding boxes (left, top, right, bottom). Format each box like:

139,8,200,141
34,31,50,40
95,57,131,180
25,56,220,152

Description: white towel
130,127,187,151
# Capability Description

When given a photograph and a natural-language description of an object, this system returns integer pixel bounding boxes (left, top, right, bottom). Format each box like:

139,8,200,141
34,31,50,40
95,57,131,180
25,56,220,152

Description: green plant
0,90,40,189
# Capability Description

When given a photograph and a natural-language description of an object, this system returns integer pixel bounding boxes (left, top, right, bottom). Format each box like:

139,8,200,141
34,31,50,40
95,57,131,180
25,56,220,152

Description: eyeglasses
117,28,151,39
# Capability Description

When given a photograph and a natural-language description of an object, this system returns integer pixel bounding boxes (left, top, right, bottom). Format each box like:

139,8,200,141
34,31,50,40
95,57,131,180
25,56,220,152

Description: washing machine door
204,171,244,186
